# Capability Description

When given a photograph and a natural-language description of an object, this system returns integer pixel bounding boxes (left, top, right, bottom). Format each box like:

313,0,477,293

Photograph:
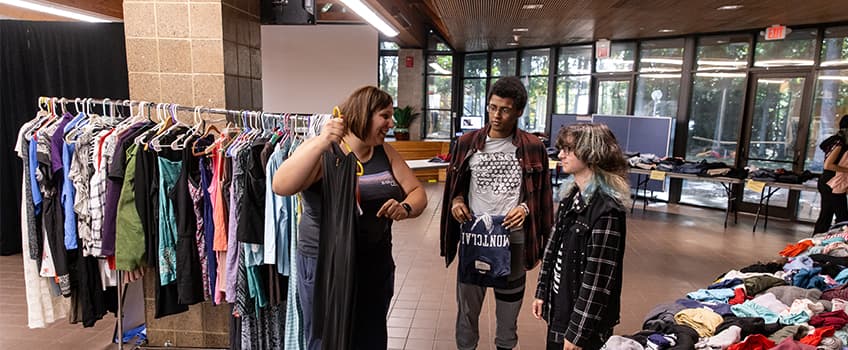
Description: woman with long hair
532,123,628,350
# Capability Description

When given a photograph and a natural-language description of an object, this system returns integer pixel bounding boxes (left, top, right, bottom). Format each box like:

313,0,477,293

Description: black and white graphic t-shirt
469,136,521,218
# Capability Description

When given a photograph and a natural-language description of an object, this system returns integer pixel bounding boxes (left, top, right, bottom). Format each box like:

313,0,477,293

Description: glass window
754,28,817,67
428,33,452,52
680,180,732,209
425,110,452,139
426,76,452,110
696,35,750,71
820,26,848,67
464,53,487,78
597,80,630,115
798,189,821,222
746,76,806,169
681,72,747,210
806,69,848,172
555,75,590,114
686,73,746,163
639,39,685,73
380,41,399,50
634,74,680,117
519,49,550,133
520,49,550,76
425,37,453,139
463,79,486,117
558,45,592,75
491,51,517,77
427,55,453,74
596,42,635,72
378,55,398,106
520,76,549,133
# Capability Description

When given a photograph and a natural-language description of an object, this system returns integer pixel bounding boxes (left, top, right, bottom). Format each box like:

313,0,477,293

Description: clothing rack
38,96,318,126
38,96,322,350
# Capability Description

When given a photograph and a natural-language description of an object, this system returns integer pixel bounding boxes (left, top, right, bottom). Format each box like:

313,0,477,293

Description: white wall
261,25,378,114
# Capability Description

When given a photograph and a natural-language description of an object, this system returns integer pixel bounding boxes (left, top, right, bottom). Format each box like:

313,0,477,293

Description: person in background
533,123,628,350
272,86,427,349
814,115,848,234
441,76,553,350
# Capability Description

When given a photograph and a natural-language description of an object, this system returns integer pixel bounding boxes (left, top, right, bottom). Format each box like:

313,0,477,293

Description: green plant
393,105,421,130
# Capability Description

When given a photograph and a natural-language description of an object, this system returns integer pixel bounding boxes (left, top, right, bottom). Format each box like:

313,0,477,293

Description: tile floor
0,183,814,349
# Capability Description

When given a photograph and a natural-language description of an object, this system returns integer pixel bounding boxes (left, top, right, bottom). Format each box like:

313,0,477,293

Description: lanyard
333,106,364,215
332,106,364,176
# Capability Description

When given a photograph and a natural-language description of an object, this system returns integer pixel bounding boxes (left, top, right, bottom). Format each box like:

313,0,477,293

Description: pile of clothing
607,225,848,349
627,153,664,170
625,154,749,179
748,168,817,185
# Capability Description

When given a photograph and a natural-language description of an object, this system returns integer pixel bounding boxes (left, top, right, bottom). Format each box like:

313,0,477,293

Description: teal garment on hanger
157,156,182,286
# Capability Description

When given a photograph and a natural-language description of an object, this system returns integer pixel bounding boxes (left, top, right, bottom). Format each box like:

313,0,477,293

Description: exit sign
764,25,787,40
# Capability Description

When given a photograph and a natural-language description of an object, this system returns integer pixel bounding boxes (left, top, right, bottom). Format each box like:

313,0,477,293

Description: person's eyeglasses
486,104,513,116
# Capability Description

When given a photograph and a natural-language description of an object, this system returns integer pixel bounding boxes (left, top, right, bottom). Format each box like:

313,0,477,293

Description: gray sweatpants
455,242,526,350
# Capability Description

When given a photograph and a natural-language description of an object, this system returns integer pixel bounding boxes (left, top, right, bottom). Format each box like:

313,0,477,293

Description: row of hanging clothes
17,96,331,349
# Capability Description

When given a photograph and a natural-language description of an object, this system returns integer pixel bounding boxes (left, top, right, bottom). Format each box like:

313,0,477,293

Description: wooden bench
388,140,450,182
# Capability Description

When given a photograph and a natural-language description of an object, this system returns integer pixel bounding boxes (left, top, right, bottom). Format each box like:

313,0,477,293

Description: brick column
122,0,261,344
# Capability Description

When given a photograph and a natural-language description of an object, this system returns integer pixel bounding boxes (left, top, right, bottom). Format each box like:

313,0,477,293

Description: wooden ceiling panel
47,0,122,19
423,0,848,51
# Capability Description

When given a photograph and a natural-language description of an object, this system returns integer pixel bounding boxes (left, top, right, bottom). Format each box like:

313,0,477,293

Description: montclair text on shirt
461,231,510,248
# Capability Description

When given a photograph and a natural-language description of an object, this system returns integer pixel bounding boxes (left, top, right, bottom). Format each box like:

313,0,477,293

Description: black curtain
0,21,129,255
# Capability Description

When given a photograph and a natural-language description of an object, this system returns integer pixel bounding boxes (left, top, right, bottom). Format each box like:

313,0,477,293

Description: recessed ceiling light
521,4,543,10
513,27,529,32
717,4,744,10
507,42,519,46
658,29,676,33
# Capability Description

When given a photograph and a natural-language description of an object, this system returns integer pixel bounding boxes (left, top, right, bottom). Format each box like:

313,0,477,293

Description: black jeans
815,179,848,234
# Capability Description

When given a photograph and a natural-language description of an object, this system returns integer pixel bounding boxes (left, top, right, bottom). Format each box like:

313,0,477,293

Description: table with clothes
625,154,820,232
606,225,848,350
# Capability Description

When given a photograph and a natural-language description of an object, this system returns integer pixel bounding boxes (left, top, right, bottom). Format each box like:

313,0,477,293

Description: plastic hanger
74,98,83,116
172,106,205,150
150,104,188,151
192,110,224,156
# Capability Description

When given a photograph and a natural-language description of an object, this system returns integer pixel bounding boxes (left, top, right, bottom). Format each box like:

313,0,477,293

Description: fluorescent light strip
696,72,746,78
640,68,682,73
338,0,398,37
640,74,680,79
758,79,788,84
818,75,848,81
717,4,743,10
697,59,747,67
640,57,683,65
1,0,114,22
820,60,848,67
754,59,814,67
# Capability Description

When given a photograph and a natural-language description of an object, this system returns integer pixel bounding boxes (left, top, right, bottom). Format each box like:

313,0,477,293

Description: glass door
737,73,813,218
596,78,631,115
